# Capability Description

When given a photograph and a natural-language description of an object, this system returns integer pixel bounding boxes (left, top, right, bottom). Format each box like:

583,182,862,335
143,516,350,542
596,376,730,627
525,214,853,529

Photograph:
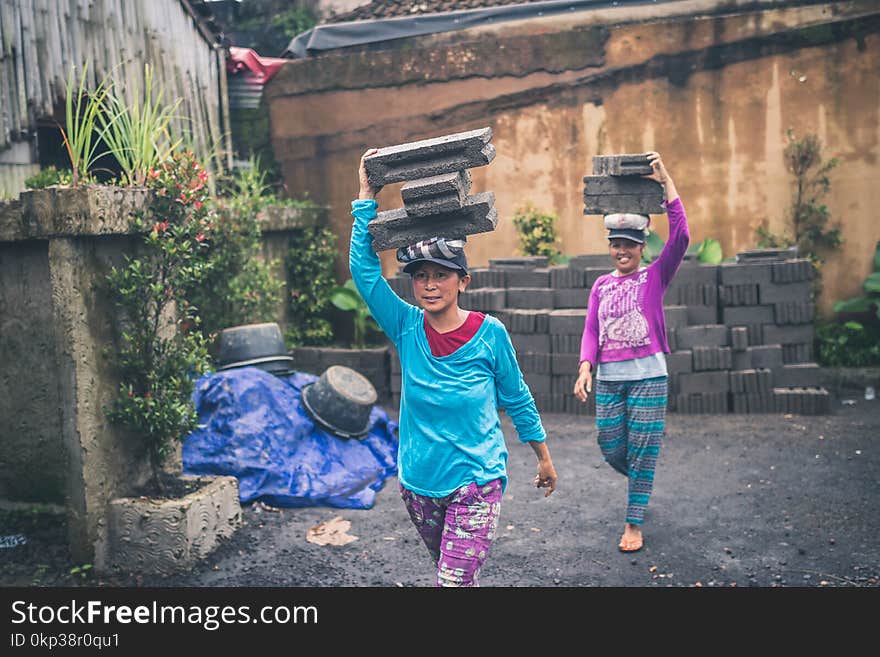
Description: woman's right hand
358,148,381,200
573,361,593,403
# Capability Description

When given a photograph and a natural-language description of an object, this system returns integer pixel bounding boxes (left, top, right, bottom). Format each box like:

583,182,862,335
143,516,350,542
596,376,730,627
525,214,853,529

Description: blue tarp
182,368,399,509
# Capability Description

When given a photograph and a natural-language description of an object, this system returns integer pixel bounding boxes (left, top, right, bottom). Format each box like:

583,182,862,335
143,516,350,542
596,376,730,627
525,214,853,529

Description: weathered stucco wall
266,0,880,314
0,240,66,503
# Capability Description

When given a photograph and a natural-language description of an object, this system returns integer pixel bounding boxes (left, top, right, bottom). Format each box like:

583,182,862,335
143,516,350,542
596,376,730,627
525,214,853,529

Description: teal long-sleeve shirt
349,198,546,497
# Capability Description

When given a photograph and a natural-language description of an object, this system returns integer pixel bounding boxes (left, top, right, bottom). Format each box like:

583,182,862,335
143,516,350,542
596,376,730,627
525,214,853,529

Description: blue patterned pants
595,376,668,525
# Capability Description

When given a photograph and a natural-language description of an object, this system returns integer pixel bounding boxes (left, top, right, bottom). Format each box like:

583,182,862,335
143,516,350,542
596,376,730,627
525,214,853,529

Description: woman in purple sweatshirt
573,152,689,553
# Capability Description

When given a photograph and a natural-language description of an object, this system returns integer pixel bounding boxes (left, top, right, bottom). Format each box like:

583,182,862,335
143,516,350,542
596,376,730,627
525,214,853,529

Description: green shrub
285,225,338,347
816,320,880,367
188,158,288,339
329,279,380,349
512,202,564,263
105,151,213,492
25,166,72,189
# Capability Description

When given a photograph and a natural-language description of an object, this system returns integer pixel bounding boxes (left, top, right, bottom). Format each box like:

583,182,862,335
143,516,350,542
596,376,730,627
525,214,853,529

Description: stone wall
0,189,325,562
266,0,880,315
387,253,830,415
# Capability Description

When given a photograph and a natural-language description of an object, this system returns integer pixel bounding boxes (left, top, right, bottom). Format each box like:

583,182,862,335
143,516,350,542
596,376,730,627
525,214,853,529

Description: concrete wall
266,0,880,315
0,188,319,562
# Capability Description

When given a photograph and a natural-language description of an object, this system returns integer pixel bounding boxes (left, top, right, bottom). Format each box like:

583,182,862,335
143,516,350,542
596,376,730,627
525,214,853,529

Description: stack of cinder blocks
364,127,497,251
583,154,664,215
385,248,829,416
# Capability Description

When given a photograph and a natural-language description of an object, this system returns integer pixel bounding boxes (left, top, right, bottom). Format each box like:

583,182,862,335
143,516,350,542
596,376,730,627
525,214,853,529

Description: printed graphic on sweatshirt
597,271,651,350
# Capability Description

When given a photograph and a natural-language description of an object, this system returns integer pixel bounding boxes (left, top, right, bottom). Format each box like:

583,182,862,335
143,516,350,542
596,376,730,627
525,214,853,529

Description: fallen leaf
649,565,657,572
306,516,359,546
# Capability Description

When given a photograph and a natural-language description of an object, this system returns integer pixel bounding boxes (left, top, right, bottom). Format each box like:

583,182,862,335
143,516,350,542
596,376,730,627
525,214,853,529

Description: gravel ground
3,399,879,588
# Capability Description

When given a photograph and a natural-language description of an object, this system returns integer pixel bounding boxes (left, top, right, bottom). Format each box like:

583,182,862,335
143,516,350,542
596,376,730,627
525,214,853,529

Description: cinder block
748,345,784,370
773,387,830,415
583,176,665,215
774,301,815,325
523,372,551,394
550,265,585,289
549,309,588,335
506,309,550,334
676,391,728,414
390,373,402,393
666,327,677,351
551,334,582,354
736,246,798,262
400,170,471,218
762,324,813,346
468,267,505,288
551,353,579,375
730,326,749,351
505,287,554,310
719,262,773,285
664,305,689,329
732,350,750,370
568,254,611,268
459,288,506,312
759,281,812,305
693,346,732,371
532,393,553,414
551,374,574,396
511,333,551,354
722,305,774,326
676,324,730,349
771,260,814,283
491,309,512,331
364,127,495,186
675,264,719,286
553,288,588,309
489,256,548,269
505,268,551,288
592,153,653,176
678,370,731,395
782,343,812,364
687,305,718,325
720,284,760,306
775,363,822,388
584,267,610,288
369,192,497,251
665,350,693,375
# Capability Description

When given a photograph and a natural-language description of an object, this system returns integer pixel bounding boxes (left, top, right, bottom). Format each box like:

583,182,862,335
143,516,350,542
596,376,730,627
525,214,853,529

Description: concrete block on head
583,175,664,214
592,153,653,176
401,171,471,217
364,127,494,187
368,192,497,251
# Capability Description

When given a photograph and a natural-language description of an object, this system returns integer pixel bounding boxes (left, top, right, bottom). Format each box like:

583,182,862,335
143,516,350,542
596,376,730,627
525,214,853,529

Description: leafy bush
187,159,286,339
815,320,880,367
285,224,338,347
642,235,722,265
25,166,72,189
330,279,380,349
60,62,112,185
104,151,213,492
513,202,565,264
833,240,880,321
756,131,841,296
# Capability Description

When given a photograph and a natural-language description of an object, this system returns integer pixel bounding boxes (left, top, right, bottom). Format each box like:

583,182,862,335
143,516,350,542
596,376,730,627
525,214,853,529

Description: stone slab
369,192,497,251
364,127,495,187
592,153,652,176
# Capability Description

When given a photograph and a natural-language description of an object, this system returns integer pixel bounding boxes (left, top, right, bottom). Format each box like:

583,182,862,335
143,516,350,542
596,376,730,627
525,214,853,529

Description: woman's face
608,238,644,275
411,262,469,314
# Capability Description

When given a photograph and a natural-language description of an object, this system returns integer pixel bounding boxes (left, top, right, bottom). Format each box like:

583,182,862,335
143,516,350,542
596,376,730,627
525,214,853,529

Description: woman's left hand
534,460,558,497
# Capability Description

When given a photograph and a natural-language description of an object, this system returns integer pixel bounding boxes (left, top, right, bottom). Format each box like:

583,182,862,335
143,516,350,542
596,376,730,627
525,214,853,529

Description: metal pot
301,365,378,439
215,322,294,375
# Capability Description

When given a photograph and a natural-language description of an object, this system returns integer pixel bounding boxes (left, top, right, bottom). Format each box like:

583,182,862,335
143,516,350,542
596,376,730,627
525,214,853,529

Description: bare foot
618,523,643,552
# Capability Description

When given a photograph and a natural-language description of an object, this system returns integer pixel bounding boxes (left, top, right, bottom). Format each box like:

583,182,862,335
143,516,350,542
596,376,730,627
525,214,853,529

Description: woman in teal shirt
350,149,557,586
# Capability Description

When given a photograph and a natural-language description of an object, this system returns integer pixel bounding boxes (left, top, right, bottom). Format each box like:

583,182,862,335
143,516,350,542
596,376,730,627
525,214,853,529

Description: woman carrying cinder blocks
574,152,690,553
350,148,557,587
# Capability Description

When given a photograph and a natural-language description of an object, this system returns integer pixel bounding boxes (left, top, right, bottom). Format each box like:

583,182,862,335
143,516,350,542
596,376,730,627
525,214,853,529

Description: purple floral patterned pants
400,479,503,587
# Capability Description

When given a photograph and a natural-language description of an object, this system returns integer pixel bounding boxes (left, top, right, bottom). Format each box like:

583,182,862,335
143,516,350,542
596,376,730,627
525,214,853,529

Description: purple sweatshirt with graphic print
579,197,690,367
